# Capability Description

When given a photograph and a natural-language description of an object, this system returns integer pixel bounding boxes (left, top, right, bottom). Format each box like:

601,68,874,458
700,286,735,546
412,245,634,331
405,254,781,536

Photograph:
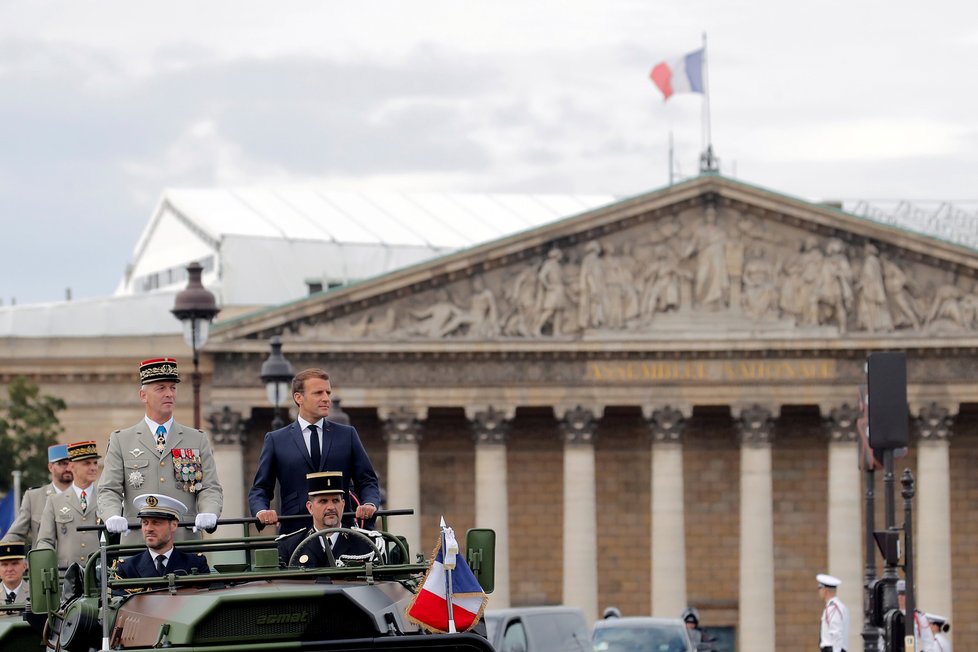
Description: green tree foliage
0,376,66,491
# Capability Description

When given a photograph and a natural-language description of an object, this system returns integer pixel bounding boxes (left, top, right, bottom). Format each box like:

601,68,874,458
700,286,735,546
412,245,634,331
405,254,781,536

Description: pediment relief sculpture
293,206,978,341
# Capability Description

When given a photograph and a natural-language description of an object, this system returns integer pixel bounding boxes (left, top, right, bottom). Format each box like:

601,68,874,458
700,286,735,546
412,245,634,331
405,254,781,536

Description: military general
97,358,223,540
36,440,104,568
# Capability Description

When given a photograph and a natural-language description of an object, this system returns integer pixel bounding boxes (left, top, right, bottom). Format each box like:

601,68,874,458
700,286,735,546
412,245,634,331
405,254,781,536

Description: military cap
925,613,947,626
0,541,26,561
817,574,841,588
139,357,181,384
134,493,188,520
48,444,70,463
307,471,344,496
67,440,100,461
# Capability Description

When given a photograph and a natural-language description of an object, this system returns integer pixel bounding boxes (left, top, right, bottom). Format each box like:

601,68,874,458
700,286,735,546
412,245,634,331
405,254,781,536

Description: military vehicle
5,511,496,652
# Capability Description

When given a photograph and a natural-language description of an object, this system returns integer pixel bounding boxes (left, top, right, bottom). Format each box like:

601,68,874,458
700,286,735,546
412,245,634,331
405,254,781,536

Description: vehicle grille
194,595,377,643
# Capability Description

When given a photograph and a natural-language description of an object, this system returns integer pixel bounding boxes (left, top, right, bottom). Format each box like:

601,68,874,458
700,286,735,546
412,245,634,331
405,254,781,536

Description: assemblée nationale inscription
586,359,836,382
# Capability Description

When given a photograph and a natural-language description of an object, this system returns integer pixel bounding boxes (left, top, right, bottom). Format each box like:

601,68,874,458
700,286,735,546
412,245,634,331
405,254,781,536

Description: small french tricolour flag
406,520,489,633
650,48,705,100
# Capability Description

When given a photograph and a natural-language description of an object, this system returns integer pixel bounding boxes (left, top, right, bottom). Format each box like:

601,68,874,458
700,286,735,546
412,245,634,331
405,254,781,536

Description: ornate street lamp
171,261,220,429
261,336,294,429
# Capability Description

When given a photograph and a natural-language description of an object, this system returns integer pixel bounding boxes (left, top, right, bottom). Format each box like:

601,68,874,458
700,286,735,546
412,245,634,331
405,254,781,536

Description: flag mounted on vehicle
406,518,489,633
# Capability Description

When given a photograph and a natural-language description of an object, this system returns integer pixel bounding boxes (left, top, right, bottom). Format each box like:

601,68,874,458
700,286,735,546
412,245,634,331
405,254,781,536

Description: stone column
915,402,953,622
646,405,687,617
560,405,599,622
826,403,864,652
207,406,247,562
736,405,775,652
469,406,513,608
381,406,425,556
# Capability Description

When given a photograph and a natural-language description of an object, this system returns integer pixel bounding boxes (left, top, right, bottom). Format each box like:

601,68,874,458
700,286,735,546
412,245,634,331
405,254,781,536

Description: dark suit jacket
116,548,210,580
277,528,376,568
248,419,381,525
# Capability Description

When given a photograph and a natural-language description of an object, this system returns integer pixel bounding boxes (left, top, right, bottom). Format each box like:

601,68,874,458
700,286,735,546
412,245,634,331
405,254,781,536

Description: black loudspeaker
866,352,909,449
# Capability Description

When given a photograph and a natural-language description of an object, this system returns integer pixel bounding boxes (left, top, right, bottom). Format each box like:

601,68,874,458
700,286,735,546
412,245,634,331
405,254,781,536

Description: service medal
128,470,145,488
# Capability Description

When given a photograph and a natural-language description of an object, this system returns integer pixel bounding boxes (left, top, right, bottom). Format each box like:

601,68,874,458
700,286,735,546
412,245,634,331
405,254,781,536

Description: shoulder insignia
274,528,306,542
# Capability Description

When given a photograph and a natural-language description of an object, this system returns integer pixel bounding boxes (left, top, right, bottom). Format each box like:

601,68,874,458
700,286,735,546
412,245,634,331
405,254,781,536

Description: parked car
592,616,695,652
485,606,591,652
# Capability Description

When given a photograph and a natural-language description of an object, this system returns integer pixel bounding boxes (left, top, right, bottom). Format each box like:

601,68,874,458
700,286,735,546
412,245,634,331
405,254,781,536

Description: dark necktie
155,555,166,574
5,591,15,604
309,424,321,469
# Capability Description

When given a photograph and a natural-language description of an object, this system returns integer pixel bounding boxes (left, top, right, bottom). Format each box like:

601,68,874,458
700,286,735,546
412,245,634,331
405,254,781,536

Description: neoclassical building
3,174,977,651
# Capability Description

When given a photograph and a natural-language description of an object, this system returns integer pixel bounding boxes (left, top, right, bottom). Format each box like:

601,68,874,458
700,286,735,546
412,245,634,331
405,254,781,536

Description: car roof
485,606,585,618
593,616,687,629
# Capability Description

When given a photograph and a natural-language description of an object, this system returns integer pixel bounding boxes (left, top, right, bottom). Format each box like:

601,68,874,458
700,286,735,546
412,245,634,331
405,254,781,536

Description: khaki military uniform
96,421,223,541
0,483,59,546
36,487,102,568
1,581,29,610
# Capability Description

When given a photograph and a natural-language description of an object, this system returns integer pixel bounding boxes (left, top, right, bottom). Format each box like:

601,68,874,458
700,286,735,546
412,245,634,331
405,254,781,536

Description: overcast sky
2,1,977,305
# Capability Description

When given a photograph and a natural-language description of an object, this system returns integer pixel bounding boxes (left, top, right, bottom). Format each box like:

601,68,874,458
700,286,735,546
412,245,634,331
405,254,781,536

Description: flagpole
702,32,711,157
700,32,717,173
668,130,674,185
441,517,457,634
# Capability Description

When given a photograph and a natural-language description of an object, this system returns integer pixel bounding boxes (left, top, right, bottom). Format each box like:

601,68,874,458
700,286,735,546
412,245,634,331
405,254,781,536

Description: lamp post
171,261,220,429
261,336,294,429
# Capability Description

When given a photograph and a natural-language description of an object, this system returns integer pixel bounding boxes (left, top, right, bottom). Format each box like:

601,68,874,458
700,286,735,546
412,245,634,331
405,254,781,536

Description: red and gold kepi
139,357,181,384
67,440,100,461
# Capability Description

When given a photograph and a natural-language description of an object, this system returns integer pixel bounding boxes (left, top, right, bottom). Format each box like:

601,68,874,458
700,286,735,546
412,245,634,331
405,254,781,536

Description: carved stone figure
882,259,920,330
682,206,729,310
534,248,568,336
741,248,780,321
818,238,855,332
409,295,473,338
578,241,605,330
468,277,500,338
780,236,823,326
855,243,892,332
640,244,685,322
502,267,539,337
925,283,968,329
603,244,638,329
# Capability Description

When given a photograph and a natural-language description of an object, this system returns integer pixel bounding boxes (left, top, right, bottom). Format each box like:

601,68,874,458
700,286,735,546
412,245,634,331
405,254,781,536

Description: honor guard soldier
897,581,938,652
924,613,952,652
817,574,849,652
36,440,104,568
276,472,377,568
0,542,29,608
98,358,223,541
115,494,209,582
1,444,73,546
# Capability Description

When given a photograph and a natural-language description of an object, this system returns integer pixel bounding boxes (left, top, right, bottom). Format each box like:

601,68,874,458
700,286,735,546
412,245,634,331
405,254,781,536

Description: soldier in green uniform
97,358,222,541
36,440,104,567
1,444,73,546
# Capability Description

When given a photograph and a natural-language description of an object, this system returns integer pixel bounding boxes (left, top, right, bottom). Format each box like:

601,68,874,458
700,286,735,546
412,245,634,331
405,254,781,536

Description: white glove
105,515,130,534
194,512,218,533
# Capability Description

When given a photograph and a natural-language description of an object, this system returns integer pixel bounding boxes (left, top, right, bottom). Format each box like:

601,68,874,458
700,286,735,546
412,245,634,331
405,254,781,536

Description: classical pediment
212,176,978,348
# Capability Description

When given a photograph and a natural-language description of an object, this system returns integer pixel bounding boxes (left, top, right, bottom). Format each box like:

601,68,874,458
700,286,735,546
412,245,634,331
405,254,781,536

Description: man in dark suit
115,493,209,585
249,368,381,530
277,472,378,568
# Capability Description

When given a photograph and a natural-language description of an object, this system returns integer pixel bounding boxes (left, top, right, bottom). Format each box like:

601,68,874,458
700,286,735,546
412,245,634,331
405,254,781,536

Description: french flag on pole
650,48,705,100
406,518,489,633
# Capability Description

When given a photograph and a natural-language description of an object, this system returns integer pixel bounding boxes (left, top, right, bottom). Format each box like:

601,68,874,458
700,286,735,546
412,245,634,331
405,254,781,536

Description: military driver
276,472,378,568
